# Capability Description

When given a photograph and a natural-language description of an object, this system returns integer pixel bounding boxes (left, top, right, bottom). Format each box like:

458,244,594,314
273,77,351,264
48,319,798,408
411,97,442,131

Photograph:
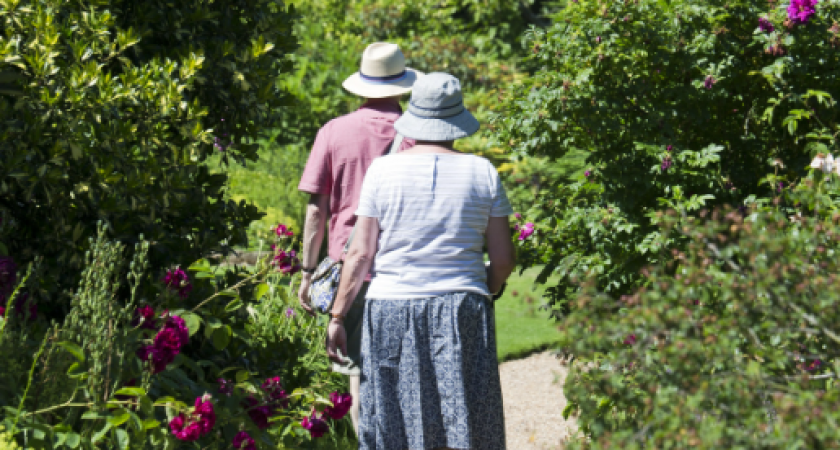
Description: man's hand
298,273,316,316
326,319,348,364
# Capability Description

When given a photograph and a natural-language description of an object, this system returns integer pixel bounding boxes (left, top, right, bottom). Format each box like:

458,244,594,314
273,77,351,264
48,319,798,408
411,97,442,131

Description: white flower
810,153,840,175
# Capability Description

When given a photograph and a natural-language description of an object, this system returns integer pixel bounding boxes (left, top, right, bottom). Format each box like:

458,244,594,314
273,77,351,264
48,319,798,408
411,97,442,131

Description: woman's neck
401,140,460,155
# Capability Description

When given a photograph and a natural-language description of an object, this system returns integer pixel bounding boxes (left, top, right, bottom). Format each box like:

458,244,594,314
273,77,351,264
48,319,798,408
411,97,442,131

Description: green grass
494,266,562,362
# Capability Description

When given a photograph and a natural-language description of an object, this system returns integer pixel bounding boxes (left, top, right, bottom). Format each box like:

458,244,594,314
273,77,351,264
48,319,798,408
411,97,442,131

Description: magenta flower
301,414,330,438
0,256,16,298
262,376,289,408
666,145,673,152
136,315,189,373
163,267,192,299
758,17,775,32
806,359,822,371
194,396,216,435
133,305,158,330
787,0,818,24
518,223,535,241
514,213,522,220
285,307,296,318
170,414,201,441
232,431,257,450
661,158,673,171
324,392,353,420
704,75,716,90
623,334,637,345
218,378,233,396
245,397,272,429
273,249,301,275
584,170,591,177
275,223,294,237
0,306,5,317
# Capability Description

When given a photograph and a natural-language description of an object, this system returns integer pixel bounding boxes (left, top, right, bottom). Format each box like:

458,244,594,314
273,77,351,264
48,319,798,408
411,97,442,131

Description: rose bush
496,0,840,316
0,225,356,448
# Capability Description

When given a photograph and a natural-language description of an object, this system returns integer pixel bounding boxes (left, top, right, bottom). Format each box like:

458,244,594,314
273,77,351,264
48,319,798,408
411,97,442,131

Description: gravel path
500,351,578,449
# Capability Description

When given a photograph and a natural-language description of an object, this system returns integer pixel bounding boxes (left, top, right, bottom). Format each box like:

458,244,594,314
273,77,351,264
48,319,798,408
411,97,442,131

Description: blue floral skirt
359,292,506,450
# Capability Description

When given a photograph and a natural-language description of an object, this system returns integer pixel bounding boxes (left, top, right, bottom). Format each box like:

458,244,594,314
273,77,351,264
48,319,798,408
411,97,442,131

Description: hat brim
342,68,423,98
393,108,480,141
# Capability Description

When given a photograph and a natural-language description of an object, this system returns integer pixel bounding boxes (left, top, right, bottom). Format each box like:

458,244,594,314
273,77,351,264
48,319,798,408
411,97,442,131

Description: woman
326,72,515,450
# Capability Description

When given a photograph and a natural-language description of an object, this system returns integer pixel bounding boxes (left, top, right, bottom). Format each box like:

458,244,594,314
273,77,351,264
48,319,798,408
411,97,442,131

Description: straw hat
342,43,422,98
393,72,479,141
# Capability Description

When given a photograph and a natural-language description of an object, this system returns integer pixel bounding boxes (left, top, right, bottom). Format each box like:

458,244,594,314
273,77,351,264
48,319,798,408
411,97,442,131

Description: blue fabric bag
308,134,403,315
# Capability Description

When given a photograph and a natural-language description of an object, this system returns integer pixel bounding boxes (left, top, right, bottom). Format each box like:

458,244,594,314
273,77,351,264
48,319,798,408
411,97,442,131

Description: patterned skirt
358,292,506,450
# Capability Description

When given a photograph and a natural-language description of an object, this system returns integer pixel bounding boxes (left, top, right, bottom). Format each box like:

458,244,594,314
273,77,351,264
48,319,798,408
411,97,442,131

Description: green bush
561,179,840,446
0,0,296,312
495,0,840,314
0,225,355,448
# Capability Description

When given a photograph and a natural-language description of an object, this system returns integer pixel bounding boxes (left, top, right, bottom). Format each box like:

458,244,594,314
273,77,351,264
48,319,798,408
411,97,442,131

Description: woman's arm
486,216,516,294
325,216,380,363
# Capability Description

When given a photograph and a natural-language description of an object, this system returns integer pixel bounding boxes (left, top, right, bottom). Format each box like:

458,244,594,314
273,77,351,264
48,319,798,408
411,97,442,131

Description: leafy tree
0,0,296,312
496,0,840,314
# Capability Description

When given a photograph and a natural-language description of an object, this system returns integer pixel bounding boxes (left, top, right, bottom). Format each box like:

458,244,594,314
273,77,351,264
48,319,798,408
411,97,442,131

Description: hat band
408,100,465,119
360,70,408,84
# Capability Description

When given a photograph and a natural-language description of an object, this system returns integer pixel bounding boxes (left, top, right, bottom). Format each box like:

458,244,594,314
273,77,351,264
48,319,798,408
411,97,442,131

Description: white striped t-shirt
355,153,513,299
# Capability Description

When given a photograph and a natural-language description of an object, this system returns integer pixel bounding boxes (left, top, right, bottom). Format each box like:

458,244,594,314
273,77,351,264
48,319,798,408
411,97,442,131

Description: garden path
500,351,578,449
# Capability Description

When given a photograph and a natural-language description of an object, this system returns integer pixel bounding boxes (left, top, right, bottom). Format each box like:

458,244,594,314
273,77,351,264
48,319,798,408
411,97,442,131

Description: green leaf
180,312,202,337
113,428,129,449
225,297,243,312
212,325,232,350
64,433,81,449
235,369,250,383
92,423,112,443
108,408,130,427
112,387,146,397
255,283,270,300
57,341,85,363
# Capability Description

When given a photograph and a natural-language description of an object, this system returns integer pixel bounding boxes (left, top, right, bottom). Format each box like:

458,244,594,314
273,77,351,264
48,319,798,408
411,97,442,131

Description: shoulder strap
343,133,403,254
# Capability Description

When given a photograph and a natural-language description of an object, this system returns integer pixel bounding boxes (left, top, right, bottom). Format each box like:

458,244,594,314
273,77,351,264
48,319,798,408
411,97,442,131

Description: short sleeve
356,159,380,218
489,166,514,217
297,125,332,195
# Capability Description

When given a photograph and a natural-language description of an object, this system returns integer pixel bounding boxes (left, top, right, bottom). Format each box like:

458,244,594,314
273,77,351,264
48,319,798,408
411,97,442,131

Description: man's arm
298,193,330,315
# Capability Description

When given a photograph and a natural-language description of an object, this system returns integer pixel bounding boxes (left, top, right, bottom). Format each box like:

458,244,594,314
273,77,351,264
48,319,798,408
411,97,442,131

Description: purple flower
758,17,775,32
777,181,785,192
661,158,673,171
193,395,216,435
514,213,522,220
595,36,602,44
275,223,294,237
163,267,192,299
324,392,353,420
261,376,289,408
666,145,673,152
787,0,818,24
584,170,591,177
245,397,272,429
301,414,330,438
806,359,822,371
285,307,296,318
232,431,256,450
0,256,17,299
133,305,158,329
704,75,716,90
218,378,233,396
518,223,535,241
623,334,637,345
136,315,189,373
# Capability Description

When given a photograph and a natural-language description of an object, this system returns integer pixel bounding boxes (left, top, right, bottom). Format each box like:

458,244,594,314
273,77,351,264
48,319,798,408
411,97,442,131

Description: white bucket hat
342,43,422,98
394,72,479,141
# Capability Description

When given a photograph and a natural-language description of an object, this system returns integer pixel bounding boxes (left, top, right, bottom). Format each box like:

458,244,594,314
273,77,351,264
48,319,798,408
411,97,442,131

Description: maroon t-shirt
298,99,414,262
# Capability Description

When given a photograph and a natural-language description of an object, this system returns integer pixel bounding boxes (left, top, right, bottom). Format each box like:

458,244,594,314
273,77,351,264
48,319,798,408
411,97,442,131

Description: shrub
495,0,840,314
0,225,354,448
561,179,840,446
0,0,296,313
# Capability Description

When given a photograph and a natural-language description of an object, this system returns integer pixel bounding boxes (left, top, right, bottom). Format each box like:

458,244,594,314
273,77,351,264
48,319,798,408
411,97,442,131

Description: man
297,42,420,434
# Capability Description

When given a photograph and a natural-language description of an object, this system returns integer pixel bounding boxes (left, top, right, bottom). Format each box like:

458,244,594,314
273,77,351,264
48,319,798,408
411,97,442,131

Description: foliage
496,0,840,315
0,0,297,313
561,172,840,446
0,225,354,448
